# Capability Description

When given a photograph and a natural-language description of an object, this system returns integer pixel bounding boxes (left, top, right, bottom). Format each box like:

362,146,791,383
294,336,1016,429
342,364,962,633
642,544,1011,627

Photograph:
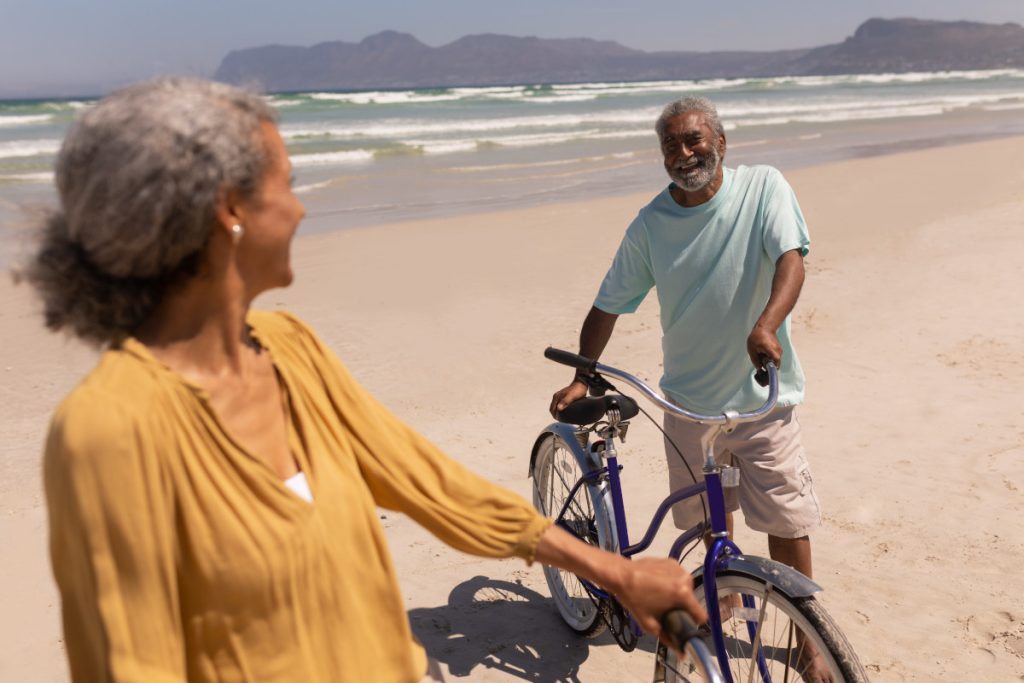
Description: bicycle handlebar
661,610,725,682
545,346,779,426
543,347,597,373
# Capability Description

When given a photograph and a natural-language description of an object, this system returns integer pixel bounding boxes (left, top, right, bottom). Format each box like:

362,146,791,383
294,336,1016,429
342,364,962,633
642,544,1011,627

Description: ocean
2,69,1024,263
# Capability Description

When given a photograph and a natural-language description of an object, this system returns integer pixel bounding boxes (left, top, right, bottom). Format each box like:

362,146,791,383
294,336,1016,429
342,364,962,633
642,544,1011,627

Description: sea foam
0,139,61,159
0,114,53,127
289,149,376,167
0,171,54,183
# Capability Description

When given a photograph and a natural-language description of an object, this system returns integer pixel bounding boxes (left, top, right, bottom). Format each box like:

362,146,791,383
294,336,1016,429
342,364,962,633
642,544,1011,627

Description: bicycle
530,347,869,682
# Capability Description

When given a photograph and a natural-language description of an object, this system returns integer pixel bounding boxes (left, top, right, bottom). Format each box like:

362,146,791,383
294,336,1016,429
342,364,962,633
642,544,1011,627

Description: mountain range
214,18,1024,92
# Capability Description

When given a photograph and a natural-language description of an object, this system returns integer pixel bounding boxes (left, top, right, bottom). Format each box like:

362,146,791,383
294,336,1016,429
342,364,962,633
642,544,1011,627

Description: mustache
673,152,714,173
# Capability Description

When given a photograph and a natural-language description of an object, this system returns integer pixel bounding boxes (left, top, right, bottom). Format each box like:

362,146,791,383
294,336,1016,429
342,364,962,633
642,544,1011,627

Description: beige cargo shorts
663,406,821,538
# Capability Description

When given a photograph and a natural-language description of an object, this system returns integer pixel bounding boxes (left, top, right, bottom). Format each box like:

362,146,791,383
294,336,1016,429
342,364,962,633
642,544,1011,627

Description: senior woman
24,77,704,682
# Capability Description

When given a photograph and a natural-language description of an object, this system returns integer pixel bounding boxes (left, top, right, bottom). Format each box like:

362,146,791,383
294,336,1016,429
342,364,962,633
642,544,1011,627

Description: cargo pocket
798,467,813,497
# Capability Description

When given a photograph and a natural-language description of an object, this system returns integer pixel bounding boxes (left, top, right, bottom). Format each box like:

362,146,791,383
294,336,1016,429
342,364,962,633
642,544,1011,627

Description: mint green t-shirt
594,165,810,414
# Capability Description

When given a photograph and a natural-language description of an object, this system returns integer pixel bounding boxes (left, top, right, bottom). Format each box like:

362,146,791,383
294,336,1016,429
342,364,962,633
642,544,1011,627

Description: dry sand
2,136,1023,682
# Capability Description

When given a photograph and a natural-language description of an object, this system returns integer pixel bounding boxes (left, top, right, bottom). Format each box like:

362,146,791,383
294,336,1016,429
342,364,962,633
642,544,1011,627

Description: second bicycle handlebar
545,346,779,426
661,610,726,682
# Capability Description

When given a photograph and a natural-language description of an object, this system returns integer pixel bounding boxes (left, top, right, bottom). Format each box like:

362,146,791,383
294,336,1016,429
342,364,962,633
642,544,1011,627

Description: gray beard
669,145,720,191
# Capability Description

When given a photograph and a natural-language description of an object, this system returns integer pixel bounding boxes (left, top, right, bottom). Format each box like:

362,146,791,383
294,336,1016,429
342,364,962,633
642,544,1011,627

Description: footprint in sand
936,335,1024,378
793,307,823,331
962,610,1024,660
871,541,891,559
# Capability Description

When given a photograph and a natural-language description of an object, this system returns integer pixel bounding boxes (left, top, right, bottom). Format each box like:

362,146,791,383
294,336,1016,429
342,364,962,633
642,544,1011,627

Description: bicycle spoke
550,450,595,531
795,628,809,677
783,619,794,683
773,602,796,680
534,450,590,533
744,586,771,683
658,650,691,680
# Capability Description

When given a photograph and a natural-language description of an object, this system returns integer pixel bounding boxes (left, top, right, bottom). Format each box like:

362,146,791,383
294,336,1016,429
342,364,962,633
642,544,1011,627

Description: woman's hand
610,556,707,639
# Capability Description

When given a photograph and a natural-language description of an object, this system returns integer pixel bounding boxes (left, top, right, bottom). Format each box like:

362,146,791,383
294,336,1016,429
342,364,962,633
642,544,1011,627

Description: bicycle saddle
556,394,639,426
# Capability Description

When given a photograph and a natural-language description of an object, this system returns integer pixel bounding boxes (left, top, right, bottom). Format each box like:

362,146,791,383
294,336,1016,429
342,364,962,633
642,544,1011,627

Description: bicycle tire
664,572,869,682
531,432,616,636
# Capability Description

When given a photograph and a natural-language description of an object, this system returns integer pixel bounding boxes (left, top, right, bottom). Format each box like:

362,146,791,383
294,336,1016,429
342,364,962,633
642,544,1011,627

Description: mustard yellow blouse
44,311,550,682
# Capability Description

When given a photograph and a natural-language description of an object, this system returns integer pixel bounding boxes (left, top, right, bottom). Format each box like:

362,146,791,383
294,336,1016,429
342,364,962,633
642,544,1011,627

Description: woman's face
235,122,305,294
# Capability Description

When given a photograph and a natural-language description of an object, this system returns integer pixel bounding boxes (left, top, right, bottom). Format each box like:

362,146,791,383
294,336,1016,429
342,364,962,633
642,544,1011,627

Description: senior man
550,95,822,586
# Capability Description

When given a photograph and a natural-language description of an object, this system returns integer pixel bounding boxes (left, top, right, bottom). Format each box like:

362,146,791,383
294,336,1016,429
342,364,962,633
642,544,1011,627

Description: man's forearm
551,306,619,412
755,249,805,332
579,306,619,361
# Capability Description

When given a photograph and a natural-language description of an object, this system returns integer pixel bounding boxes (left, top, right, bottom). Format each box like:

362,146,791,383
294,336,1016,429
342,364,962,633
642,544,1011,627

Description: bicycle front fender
693,554,822,599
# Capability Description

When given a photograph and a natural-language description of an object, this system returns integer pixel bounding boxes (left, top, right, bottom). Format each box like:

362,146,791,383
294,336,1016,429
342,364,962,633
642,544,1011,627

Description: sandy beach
2,135,1023,681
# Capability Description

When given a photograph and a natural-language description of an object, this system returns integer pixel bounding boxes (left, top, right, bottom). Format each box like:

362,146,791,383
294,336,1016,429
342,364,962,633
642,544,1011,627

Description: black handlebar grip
661,609,702,652
754,359,778,388
544,347,597,373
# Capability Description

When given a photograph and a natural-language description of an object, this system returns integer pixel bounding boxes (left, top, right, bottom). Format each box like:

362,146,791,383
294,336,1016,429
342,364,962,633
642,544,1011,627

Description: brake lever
579,372,617,397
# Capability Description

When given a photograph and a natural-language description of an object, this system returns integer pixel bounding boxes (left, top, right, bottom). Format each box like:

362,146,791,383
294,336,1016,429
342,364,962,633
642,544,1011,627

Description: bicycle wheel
664,572,868,682
531,432,616,635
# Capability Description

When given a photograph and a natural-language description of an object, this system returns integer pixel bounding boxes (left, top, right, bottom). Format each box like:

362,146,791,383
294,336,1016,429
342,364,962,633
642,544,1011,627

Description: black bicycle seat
556,394,640,426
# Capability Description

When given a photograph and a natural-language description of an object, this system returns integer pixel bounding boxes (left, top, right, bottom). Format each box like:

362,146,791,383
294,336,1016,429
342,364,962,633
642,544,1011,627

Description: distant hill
796,18,1024,73
214,18,1024,92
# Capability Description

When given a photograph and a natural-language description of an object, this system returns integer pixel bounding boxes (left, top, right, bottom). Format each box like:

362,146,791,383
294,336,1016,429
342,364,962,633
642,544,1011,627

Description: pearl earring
231,224,245,245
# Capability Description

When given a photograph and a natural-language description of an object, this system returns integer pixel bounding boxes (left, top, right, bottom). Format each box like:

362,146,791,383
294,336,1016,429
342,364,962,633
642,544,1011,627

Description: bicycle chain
607,599,640,651
588,589,640,652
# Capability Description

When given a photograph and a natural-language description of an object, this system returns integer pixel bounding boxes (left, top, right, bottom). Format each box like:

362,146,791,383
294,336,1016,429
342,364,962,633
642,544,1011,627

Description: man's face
659,112,724,192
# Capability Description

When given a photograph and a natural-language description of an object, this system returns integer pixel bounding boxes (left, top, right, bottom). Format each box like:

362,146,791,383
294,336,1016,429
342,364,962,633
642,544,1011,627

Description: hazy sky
2,0,1022,97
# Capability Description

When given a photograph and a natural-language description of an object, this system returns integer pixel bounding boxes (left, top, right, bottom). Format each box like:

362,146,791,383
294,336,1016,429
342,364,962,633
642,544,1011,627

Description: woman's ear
213,186,244,238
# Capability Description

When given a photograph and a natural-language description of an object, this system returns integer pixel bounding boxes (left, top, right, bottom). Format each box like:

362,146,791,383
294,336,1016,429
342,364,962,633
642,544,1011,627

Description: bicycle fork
701,423,775,683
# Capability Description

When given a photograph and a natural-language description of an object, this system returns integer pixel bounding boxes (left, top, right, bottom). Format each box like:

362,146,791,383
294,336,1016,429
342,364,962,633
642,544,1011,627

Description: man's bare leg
767,534,833,682
767,534,812,578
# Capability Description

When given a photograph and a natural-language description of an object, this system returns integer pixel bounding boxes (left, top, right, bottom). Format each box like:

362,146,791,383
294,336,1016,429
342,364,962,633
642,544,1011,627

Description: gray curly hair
21,77,278,345
655,96,725,140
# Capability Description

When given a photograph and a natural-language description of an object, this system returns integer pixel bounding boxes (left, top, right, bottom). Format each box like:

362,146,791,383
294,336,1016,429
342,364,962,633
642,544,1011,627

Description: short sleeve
593,215,655,314
761,168,810,263
45,392,185,682
272,312,552,563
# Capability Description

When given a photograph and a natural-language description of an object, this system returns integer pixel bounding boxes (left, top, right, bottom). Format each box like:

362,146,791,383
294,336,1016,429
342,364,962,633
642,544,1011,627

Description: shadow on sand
408,575,658,682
